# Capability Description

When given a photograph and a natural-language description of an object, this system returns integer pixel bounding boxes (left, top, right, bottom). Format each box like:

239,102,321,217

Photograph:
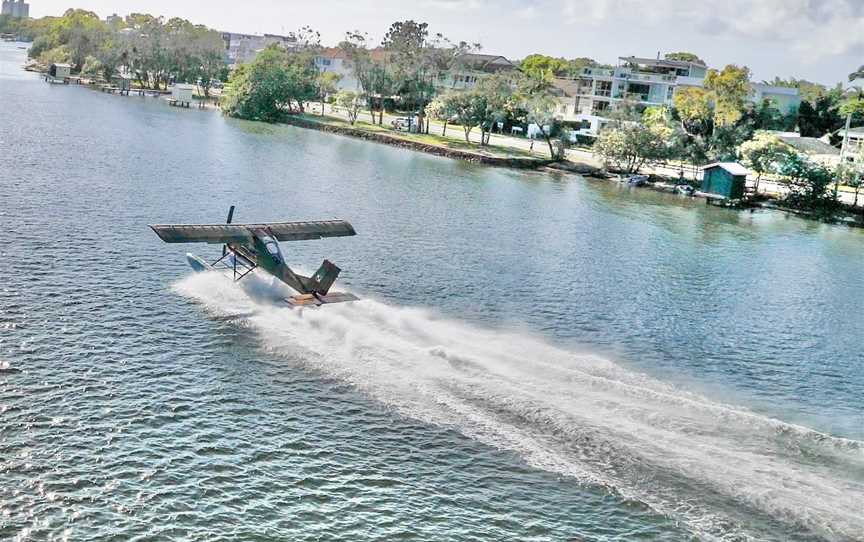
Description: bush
594,124,669,173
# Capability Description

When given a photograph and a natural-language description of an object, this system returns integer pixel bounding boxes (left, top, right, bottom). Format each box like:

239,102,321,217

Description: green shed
700,162,750,199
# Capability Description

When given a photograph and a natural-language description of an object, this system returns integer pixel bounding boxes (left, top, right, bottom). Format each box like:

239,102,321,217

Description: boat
627,175,650,186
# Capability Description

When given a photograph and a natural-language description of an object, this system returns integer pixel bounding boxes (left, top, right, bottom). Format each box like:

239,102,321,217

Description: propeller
223,205,235,256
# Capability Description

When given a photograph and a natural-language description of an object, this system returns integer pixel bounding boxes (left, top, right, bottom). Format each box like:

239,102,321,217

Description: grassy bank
285,113,557,169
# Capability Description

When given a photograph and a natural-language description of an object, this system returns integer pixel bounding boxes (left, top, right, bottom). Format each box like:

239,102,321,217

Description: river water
2,43,863,541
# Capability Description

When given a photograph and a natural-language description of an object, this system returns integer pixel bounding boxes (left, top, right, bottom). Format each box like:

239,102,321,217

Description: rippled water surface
2,43,863,541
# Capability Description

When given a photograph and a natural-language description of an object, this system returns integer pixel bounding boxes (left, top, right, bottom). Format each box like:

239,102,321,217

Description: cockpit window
261,236,282,262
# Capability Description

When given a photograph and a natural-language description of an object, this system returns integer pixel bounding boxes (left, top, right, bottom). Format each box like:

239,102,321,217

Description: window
595,81,612,97
594,101,610,112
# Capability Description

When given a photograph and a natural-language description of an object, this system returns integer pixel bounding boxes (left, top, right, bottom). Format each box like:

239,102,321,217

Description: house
700,162,750,199
775,134,840,167
313,48,362,92
751,83,801,116
435,53,517,91
311,49,516,96
837,127,864,162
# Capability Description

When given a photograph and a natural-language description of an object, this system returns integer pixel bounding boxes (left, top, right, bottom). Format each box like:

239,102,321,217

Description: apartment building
553,56,708,121
1,0,29,18
554,55,801,137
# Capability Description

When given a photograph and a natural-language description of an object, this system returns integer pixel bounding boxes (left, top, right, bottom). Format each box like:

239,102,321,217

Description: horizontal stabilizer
286,292,359,307
150,220,356,244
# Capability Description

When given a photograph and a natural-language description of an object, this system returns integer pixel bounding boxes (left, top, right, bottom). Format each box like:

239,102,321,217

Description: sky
30,0,864,85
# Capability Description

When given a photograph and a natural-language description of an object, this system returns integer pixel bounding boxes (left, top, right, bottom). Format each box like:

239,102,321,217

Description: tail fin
311,260,341,295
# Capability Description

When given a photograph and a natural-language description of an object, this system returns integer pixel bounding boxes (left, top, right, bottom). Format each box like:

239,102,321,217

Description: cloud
560,0,864,59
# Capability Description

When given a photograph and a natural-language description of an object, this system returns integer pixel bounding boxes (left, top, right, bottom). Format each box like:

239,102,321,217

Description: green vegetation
222,46,319,122
664,52,705,65
519,54,598,80
14,9,227,93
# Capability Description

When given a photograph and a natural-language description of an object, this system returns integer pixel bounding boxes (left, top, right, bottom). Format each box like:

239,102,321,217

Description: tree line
11,9,227,95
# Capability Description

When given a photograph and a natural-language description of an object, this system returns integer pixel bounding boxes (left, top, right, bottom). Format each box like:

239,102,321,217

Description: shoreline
280,115,561,170
274,114,864,229
22,54,863,229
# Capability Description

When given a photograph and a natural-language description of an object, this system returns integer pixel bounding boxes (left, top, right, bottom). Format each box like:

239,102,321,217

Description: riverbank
270,112,864,228
283,114,559,169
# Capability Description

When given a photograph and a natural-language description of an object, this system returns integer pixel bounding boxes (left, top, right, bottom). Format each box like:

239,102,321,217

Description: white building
553,55,800,138
313,48,363,92
221,32,297,66
553,56,709,122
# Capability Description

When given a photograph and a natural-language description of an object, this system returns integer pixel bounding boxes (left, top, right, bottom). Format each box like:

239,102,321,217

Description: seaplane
150,206,358,307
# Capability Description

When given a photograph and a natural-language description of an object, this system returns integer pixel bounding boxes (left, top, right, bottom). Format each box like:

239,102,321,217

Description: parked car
391,117,413,132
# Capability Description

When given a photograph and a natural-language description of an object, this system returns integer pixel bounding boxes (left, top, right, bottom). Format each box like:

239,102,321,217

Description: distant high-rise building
1,0,30,18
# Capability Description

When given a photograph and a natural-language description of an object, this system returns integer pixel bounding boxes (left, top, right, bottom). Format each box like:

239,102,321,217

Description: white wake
174,272,864,542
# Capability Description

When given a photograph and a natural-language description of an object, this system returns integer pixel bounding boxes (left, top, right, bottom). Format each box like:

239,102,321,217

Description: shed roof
702,162,751,176
778,136,840,156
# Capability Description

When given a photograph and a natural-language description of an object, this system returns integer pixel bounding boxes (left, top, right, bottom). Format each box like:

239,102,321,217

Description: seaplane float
150,206,358,307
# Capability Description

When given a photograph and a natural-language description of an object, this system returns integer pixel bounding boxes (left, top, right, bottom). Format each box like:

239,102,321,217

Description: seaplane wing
149,220,356,244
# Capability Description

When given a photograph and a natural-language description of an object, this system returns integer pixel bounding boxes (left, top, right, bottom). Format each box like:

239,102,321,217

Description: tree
705,64,751,127
664,52,705,65
673,87,714,136
739,132,795,193
425,94,453,136
523,92,563,159
316,72,342,115
594,124,668,173
438,91,485,143
798,95,843,137
777,153,838,213
520,54,569,81
222,45,318,121
835,162,864,208
764,77,828,106
335,90,362,124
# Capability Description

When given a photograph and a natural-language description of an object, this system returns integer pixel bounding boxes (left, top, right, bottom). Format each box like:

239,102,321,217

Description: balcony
617,72,676,84
582,67,614,78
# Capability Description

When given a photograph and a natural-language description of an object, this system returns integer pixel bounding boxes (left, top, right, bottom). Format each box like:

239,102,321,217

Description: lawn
298,113,543,160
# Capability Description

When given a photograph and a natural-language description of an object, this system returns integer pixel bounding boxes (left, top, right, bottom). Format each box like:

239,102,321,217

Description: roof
778,136,840,156
52,63,72,68
452,53,516,73
619,56,705,69
701,162,751,176
838,126,864,138
752,83,800,96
